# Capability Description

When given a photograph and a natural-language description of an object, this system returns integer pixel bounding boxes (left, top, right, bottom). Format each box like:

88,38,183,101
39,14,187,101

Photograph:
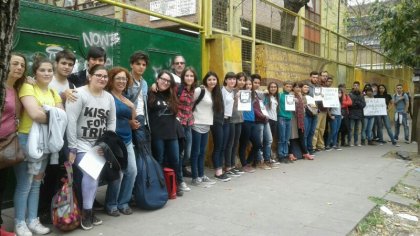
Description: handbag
0,132,24,169
51,161,80,231
305,105,318,117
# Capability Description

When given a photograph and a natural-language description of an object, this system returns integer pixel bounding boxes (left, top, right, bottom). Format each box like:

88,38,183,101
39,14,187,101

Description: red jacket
341,94,352,113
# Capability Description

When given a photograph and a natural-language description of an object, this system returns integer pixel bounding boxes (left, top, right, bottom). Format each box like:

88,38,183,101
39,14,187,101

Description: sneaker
368,141,376,146
279,158,289,164
27,218,50,235
233,167,245,174
333,146,342,151
405,140,410,144
178,182,191,191
325,147,332,151
225,170,241,177
392,142,400,147
107,209,120,217
257,162,271,170
214,173,231,182
350,144,355,147
242,165,256,173
91,213,102,226
191,178,203,186
15,222,32,236
201,175,216,185
268,162,280,169
176,188,184,197
119,207,133,215
270,159,281,165
357,144,362,147
182,167,192,178
81,209,93,230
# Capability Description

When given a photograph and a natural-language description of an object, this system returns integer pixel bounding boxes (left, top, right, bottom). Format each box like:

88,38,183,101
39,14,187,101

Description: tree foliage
370,0,420,67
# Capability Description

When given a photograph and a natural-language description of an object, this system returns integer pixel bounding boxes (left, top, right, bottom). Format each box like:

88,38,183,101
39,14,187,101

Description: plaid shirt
177,87,194,126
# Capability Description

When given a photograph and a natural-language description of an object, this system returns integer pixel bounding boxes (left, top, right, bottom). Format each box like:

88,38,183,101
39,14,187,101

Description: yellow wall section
208,34,242,81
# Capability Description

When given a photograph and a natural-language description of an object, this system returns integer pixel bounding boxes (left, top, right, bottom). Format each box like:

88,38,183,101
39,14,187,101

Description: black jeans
0,168,9,225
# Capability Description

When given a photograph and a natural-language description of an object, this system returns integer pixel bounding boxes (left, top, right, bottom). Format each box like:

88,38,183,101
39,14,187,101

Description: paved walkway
2,142,417,236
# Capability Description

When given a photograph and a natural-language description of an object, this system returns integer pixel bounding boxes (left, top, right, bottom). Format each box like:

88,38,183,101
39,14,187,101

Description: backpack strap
177,84,184,98
192,87,205,111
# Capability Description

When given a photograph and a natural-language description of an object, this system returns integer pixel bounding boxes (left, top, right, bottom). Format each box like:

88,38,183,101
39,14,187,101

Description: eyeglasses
174,62,185,65
159,77,171,84
115,77,128,82
94,74,108,79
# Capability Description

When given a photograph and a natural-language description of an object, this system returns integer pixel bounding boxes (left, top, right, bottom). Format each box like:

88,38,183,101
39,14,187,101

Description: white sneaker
191,178,202,186
201,175,216,185
15,222,32,236
179,182,191,191
27,218,50,235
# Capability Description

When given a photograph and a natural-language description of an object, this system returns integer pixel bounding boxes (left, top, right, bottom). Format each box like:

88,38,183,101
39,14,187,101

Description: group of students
0,46,411,236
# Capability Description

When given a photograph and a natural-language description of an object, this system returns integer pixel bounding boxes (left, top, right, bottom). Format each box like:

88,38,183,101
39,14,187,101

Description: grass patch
368,196,387,206
356,207,385,234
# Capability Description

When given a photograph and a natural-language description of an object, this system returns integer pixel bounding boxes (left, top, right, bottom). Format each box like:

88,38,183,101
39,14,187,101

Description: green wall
13,1,202,84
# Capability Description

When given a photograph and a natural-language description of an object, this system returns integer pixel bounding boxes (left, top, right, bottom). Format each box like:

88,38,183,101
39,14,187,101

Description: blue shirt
393,93,408,113
114,96,132,144
243,103,255,122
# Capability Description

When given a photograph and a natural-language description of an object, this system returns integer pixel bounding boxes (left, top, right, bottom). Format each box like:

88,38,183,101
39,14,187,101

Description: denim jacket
124,77,149,127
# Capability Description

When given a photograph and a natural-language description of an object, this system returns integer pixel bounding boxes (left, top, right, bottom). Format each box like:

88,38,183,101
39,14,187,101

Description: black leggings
0,167,11,225
290,128,308,155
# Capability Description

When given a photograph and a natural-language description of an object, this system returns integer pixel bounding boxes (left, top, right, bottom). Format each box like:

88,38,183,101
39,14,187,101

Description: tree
0,0,20,118
370,0,420,68
279,0,310,48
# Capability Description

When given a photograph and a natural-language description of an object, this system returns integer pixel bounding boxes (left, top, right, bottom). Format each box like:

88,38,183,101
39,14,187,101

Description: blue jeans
376,115,396,143
238,122,263,166
362,117,375,141
304,115,317,152
394,112,409,141
152,138,181,184
222,122,234,168
105,142,137,212
226,123,242,168
211,123,224,169
350,119,363,145
262,122,273,162
190,130,209,179
277,117,291,158
180,125,192,166
327,115,342,147
14,134,47,223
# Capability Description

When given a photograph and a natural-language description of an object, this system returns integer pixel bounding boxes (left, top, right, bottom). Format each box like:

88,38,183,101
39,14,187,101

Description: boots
81,209,93,230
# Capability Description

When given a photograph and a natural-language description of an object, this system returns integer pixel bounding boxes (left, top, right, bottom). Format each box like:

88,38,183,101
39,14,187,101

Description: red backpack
51,161,80,231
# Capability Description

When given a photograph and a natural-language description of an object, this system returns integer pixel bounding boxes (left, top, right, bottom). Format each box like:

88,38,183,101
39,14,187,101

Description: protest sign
313,87,323,101
322,88,340,108
285,95,295,111
238,90,251,111
363,98,387,116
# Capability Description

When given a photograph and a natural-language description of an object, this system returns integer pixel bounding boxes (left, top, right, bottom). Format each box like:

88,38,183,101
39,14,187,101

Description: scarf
295,94,305,131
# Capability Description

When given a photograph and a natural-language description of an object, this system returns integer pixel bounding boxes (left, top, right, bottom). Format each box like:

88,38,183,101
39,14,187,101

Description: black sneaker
182,167,192,178
214,173,231,182
225,170,240,177
176,188,184,197
81,209,93,230
279,158,288,164
92,213,102,226
233,167,245,174
325,147,332,151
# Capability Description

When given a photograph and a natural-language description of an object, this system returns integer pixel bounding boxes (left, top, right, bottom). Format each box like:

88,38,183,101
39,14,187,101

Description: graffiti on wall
82,32,120,48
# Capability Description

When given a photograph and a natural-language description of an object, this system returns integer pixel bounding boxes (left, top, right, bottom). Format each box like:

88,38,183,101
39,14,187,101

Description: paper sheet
285,95,295,111
238,90,252,111
78,146,106,180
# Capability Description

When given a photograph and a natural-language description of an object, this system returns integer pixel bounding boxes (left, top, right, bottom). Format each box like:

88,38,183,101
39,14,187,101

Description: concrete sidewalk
2,142,417,236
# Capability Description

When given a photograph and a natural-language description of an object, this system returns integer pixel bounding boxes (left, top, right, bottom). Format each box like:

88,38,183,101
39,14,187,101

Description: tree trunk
0,0,20,119
279,0,309,48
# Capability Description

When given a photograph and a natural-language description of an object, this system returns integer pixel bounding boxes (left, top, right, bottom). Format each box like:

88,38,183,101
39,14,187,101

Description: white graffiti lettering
82,32,120,48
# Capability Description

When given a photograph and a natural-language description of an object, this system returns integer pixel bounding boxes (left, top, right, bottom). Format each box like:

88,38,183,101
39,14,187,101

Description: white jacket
27,106,67,174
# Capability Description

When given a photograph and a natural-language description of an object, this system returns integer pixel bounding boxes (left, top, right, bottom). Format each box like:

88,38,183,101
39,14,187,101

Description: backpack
134,129,168,210
51,161,80,231
192,87,205,111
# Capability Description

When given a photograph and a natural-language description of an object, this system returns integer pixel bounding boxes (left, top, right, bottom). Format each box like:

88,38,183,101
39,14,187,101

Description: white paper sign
363,98,387,116
78,146,106,180
259,101,269,117
322,88,340,108
313,87,323,101
238,90,252,111
285,95,295,111
306,95,316,106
